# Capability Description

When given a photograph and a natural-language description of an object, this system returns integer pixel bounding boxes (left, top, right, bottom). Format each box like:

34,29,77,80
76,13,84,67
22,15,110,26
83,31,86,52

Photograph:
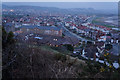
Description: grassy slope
2,42,120,78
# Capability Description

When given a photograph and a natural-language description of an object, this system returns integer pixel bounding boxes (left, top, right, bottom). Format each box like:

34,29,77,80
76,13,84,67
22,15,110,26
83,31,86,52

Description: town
2,3,120,79
2,5,120,68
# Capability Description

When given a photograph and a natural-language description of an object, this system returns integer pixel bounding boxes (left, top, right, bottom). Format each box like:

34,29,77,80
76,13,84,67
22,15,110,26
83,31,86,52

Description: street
58,16,95,42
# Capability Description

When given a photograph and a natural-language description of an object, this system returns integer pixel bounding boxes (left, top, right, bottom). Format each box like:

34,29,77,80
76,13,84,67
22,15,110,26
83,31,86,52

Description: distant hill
2,4,117,16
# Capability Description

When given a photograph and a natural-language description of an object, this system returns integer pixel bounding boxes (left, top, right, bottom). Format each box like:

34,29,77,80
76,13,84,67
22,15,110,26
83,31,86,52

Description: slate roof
85,46,98,58
20,25,61,31
4,22,14,27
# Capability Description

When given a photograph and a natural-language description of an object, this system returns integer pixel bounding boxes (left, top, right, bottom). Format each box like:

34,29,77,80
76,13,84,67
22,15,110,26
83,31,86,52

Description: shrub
105,44,113,50
2,27,15,48
54,53,66,62
63,44,74,51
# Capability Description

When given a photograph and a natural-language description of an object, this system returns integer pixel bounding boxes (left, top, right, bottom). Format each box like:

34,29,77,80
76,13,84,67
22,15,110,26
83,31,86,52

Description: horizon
2,2,118,10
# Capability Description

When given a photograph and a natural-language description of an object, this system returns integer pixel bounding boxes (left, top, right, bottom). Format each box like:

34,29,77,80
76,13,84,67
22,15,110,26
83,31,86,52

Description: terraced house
19,25,62,36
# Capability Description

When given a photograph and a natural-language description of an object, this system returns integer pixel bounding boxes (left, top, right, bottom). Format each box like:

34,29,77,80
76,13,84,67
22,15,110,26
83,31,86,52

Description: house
95,41,105,55
3,22,15,32
98,36,107,42
76,26,87,34
84,45,98,58
111,34,119,43
65,22,70,26
106,36,111,43
20,25,62,36
26,33,79,47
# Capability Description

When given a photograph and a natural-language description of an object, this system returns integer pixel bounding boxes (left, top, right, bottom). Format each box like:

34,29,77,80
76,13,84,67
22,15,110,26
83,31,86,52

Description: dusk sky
2,0,119,2
3,2,118,10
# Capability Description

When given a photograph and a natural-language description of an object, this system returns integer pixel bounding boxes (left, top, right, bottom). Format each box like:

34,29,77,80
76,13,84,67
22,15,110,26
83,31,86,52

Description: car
73,51,80,56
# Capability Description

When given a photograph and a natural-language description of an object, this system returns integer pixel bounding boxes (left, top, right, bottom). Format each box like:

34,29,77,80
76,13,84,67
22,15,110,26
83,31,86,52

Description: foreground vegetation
2,27,120,79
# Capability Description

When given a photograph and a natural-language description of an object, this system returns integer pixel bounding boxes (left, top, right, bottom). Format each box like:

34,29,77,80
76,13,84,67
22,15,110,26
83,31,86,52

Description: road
61,25,93,42
86,16,96,23
59,16,95,42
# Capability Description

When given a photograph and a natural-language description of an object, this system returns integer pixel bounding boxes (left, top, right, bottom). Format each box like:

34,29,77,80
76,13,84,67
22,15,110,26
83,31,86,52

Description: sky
2,2,118,11
2,0,120,2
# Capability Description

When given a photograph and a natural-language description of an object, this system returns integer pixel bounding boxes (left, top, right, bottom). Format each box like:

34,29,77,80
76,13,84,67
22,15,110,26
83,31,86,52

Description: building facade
20,25,62,36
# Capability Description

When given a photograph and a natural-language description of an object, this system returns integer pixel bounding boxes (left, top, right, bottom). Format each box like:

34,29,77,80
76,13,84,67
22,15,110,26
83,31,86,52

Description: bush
61,55,67,62
105,44,113,50
78,71,88,77
87,41,92,45
110,72,120,79
54,53,66,62
63,44,74,51
2,27,15,48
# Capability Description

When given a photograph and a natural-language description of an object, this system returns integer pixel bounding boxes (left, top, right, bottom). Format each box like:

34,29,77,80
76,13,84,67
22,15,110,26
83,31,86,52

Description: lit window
56,45,58,47
53,39,58,41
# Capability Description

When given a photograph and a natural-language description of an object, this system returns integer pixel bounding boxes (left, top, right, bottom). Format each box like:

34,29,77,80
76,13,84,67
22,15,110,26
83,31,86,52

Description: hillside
2,41,120,79
2,26,120,78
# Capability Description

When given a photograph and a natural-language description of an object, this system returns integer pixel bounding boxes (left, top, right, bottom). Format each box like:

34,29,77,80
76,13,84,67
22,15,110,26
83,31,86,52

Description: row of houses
82,23,111,33
65,24,107,41
64,21,120,43
16,33,79,47
3,22,63,37
18,25,63,36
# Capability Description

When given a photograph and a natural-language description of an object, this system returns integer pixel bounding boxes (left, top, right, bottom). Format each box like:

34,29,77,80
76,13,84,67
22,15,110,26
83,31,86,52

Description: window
54,31,59,34
27,29,29,32
45,30,50,34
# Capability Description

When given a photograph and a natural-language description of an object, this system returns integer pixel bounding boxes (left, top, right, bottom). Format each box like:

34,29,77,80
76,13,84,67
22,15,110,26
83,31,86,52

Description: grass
92,17,115,28
40,45,87,66
92,20,100,24
40,45,60,54
104,25,115,28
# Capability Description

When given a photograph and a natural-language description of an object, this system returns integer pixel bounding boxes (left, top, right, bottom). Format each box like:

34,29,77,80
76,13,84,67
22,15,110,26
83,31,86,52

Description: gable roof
20,25,61,31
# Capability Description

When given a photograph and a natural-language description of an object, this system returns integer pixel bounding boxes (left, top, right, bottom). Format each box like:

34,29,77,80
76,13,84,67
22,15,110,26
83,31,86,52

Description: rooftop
20,25,61,31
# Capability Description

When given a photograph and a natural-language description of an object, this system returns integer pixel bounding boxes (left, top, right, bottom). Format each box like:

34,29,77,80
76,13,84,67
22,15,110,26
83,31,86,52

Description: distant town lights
10,9,14,12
